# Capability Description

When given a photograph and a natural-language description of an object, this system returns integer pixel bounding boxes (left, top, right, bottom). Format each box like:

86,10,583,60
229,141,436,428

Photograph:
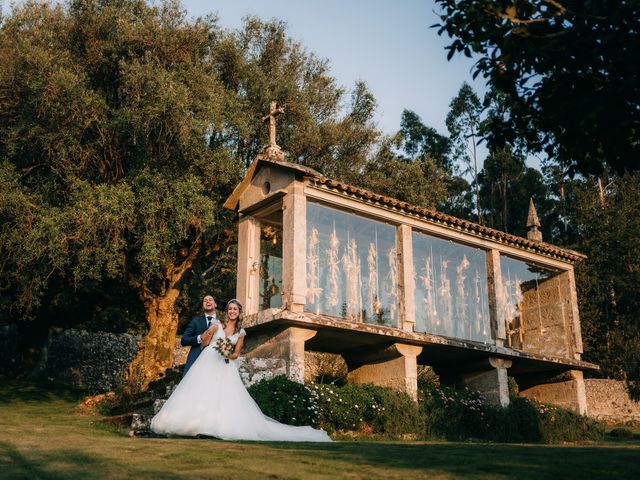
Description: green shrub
420,383,491,440
247,376,603,443
609,427,634,439
248,375,319,427
419,382,604,443
310,382,422,436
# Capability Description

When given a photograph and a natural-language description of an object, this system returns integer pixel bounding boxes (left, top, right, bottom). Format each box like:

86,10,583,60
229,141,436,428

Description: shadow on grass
0,379,85,405
0,441,181,480
267,441,640,479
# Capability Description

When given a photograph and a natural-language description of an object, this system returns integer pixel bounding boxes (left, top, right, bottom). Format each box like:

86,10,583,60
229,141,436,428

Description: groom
181,295,218,376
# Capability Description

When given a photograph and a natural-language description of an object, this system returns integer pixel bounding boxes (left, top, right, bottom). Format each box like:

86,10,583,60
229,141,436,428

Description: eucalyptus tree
477,146,548,237
446,83,483,223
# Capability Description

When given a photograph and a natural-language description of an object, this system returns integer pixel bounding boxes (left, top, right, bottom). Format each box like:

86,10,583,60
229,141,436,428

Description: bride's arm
229,336,245,360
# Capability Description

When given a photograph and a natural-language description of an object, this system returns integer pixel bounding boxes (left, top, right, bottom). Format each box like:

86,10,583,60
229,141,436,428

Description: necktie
206,316,212,327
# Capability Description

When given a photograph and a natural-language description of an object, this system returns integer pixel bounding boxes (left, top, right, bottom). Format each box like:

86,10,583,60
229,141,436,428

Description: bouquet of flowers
214,337,234,363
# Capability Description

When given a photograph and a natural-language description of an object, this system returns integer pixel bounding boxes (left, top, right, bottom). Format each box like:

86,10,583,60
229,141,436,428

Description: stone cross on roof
258,101,286,162
263,101,285,147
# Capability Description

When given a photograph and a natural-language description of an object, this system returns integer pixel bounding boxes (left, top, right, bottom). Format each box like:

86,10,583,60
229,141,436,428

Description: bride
151,299,331,442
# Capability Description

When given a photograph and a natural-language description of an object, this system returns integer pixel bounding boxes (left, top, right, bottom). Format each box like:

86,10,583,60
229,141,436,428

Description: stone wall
40,328,284,392
45,329,140,392
584,378,640,425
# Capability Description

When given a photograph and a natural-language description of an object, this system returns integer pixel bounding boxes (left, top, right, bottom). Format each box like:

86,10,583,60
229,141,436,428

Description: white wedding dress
151,322,331,442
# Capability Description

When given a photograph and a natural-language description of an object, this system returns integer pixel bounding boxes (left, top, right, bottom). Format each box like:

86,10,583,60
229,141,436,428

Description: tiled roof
225,156,585,263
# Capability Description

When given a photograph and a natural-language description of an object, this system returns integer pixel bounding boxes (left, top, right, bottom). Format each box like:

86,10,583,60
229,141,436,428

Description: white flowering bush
248,375,319,427
310,383,421,435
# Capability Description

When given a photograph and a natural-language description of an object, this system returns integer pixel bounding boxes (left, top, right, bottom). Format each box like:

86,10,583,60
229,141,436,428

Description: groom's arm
181,317,200,347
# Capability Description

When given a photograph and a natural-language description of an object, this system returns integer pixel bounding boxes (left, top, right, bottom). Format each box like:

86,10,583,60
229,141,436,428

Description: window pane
413,231,491,342
306,202,398,327
259,223,282,309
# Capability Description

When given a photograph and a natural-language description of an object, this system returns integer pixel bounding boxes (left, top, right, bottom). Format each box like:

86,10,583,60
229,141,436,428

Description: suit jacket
181,314,216,376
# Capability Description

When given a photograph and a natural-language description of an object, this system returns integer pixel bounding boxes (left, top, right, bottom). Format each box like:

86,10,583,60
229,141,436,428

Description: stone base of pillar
242,326,317,383
345,344,423,401
518,369,587,414
460,358,512,407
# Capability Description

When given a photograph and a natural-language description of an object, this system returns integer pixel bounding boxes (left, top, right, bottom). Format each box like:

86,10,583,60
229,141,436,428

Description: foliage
363,108,473,214
0,0,381,380
0,0,239,378
570,174,640,397
446,82,484,222
421,381,492,440
310,382,422,437
419,382,604,443
247,375,319,427
477,145,549,236
398,109,453,172
249,376,602,443
434,0,640,175
361,141,451,210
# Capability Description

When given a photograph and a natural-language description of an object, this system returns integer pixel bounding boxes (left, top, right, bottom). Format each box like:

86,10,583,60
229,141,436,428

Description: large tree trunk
127,287,181,389
127,235,203,389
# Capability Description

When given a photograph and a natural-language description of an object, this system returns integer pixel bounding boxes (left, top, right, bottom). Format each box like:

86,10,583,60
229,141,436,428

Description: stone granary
223,103,596,412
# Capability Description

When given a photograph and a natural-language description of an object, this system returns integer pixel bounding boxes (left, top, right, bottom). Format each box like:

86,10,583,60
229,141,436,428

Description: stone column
519,369,587,414
397,224,416,332
486,250,507,346
564,268,584,359
236,214,261,315
282,181,306,313
242,326,317,383
460,357,512,407
345,343,423,401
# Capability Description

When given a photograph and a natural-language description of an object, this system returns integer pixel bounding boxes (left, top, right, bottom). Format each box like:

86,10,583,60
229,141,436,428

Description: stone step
130,413,153,433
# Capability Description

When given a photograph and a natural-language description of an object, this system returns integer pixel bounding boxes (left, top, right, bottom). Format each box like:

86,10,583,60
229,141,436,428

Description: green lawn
1,381,639,479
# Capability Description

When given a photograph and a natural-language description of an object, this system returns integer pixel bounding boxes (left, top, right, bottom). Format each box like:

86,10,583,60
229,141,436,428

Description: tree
0,1,380,386
434,0,640,175
359,109,472,213
446,82,484,223
209,21,380,182
571,174,640,396
477,146,548,236
398,109,452,171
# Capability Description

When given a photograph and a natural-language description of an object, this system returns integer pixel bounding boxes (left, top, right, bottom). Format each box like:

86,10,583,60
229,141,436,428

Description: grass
1,380,639,479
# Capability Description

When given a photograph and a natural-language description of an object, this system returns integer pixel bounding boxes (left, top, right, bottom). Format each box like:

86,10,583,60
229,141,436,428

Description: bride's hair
223,299,243,334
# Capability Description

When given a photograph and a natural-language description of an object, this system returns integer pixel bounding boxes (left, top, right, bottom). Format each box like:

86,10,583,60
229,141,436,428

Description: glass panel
499,256,567,355
259,223,282,309
306,202,398,327
413,231,491,342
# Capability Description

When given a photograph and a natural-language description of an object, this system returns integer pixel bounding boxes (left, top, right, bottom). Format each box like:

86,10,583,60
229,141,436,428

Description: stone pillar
282,181,306,312
519,369,587,414
460,357,512,407
486,250,507,346
242,326,317,383
397,224,416,332
345,343,423,401
564,268,584,359
236,214,261,315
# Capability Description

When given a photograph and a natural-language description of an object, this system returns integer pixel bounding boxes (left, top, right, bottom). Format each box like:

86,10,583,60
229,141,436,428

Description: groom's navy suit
181,314,215,376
